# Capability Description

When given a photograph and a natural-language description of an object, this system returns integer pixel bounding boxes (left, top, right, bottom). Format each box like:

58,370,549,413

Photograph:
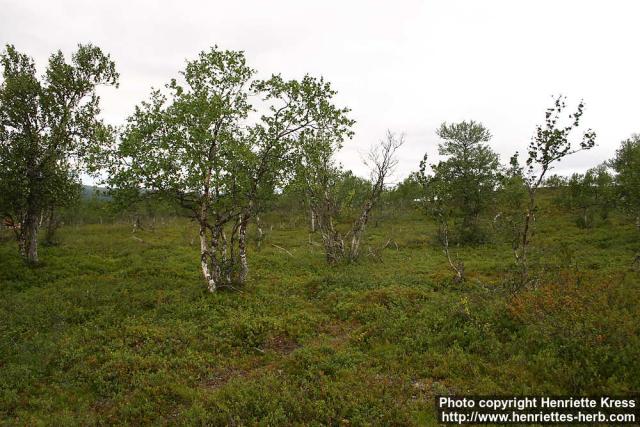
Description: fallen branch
381,238,399,251
367,246,383,262
217,283,245,293
271,244,294,257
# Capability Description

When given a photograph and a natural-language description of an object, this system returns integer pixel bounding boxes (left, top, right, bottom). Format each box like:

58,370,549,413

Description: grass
1,198,639,425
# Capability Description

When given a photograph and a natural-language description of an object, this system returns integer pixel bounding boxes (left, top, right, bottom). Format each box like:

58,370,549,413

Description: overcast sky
1,0,638,184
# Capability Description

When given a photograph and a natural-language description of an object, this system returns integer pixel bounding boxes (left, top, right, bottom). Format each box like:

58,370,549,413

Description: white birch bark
199,223,216,292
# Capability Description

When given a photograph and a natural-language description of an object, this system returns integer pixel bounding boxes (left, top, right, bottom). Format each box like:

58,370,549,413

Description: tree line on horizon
1,44,639,293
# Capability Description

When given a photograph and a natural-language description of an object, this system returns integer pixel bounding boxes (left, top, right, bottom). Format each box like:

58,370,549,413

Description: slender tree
297,131,402,263
0,44,118,263
513,95,596,283
418,155,465,282
494,153,528,265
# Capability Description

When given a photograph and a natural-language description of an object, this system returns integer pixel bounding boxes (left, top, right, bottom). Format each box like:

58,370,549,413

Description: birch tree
610,134,640,231
512,95,596,283
297,131,402,263
416,120,499,280
104,47,352,291
417,155,465,282
425,121,500,244
0,44,118,263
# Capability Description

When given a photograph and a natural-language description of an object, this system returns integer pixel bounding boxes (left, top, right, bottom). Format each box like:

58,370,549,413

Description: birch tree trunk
255,214,264,249
237,213,249,284
441,220,464,282
310,208,316,232
199,222,217,292
349,200,373,261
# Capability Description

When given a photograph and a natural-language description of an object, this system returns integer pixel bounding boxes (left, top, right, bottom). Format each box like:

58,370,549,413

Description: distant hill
82,185,111,200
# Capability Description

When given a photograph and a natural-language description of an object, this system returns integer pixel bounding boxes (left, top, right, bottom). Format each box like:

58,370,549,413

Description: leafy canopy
419,120,500,243
610,134,640,217
0,43,118,220
104,46,354,223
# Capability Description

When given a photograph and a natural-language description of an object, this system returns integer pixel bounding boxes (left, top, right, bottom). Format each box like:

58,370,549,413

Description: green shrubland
1,190,638,425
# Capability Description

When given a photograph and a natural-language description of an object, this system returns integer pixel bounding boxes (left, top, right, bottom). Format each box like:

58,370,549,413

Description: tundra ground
1,201,639,425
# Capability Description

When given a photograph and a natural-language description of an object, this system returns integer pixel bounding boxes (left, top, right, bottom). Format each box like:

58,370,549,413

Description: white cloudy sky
1,0,638,184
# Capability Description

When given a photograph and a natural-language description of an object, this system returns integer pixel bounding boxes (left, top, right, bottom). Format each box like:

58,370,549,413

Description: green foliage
510,96,596,285
524,96,596,190
610,134,640,224
494,153,528,252
560,165,615,228
106,48,352,218
544,173,568,188
104,47,255,211
1,41,637,426
386,173,423,208
101,46,353,287
419,120,500,244
1,199,638,424
0,44,118,262
293,131,401,263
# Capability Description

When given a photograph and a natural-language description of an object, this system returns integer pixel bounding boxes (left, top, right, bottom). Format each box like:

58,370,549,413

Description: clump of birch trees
101,47,354,291
295,131,403,264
